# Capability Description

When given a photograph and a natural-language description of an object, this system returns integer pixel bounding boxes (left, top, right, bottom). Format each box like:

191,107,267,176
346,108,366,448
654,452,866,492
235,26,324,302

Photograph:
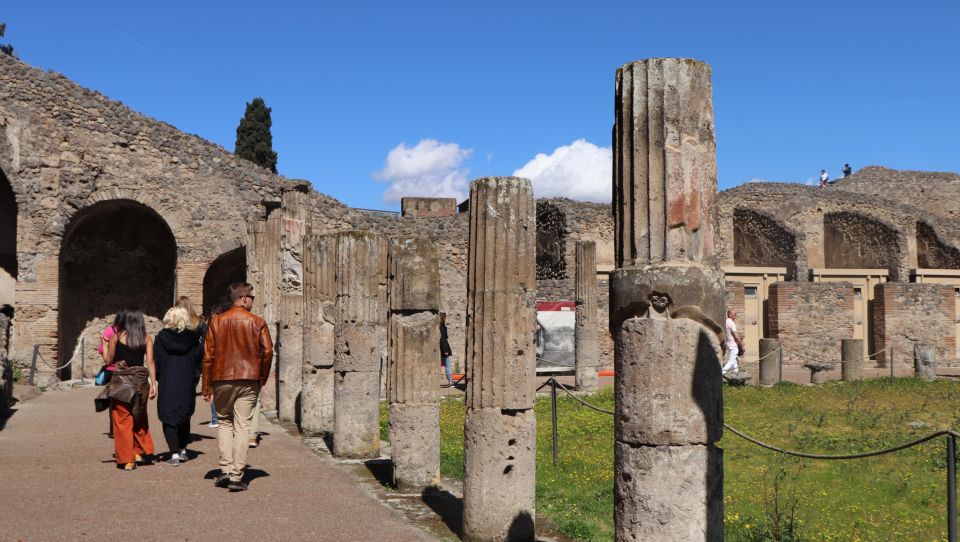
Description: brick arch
824,211,904,279
69,187,192,243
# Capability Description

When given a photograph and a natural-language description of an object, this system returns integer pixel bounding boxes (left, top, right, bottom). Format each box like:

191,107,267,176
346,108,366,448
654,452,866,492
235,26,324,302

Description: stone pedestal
301,233,336,435
841,339,864,381
332,231,387,459
278,189,309,423
575,241,599,392
805,362,832,384
914,343,937,381
463,177,537,542
612,58,724,542
759,338,781,386
387,236,441,493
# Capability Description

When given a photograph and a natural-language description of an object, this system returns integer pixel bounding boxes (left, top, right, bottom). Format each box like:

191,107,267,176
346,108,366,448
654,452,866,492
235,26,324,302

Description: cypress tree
234,97,278,173
0,24,14,56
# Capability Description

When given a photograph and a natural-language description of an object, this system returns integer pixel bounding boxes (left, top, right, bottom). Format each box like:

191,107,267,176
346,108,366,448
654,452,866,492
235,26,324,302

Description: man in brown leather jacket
202,282,273,491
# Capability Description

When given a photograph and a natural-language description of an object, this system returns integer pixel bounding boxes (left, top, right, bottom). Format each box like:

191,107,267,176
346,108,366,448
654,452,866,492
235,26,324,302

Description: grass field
382,378,960,541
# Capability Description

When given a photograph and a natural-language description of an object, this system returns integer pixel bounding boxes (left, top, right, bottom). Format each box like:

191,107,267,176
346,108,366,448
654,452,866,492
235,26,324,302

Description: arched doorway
203,247,246,317
58,200,177,379
0,168,16,309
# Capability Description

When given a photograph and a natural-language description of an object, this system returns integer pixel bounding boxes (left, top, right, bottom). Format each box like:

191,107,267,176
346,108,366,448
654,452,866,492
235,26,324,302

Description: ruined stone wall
767,282,854,373
732,208,798,279
835,166,960,222
824,211,903,279
872,283,956,369
917,221,960,269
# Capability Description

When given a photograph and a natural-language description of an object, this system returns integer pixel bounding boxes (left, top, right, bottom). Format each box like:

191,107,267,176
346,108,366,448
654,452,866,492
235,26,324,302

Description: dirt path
0,385,435,542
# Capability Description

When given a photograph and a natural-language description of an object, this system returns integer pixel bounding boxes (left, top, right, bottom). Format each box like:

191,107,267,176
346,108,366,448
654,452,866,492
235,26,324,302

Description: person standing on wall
201,282,272,492
439,313,454,387
721,309,744,377
842,163,852,177
819,169,829,186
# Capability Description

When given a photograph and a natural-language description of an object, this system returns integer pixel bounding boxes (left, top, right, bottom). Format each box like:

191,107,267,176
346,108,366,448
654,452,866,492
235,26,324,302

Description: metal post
778,348,783,384
29,344,39,386
551,378,559,466
949,433,957,542
80,337,85,384
890,348,895,382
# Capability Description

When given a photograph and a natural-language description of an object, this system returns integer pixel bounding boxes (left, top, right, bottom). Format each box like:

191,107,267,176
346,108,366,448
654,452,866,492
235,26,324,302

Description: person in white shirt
819,170,829,186
721,309,743,376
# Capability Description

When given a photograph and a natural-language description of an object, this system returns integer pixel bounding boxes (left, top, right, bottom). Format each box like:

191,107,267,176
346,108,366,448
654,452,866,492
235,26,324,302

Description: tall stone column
387,237,441,492
575,240,599,391
462,177,537,542
333,230,387,458
278,190,309,424
301,233,337,435
246,206,282,412
611,58,725,542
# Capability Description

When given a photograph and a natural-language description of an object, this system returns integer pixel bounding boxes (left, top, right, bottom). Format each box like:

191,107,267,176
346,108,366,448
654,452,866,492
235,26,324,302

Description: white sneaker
208,421,219,428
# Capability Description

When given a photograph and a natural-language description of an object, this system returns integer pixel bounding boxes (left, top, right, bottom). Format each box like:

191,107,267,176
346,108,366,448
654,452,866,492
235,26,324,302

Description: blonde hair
162,307,193,332
175,296,202,329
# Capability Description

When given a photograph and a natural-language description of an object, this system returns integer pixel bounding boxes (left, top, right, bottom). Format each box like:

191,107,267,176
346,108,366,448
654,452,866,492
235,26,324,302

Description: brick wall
725,281,745,334
873,283,956,371
767,282,854,373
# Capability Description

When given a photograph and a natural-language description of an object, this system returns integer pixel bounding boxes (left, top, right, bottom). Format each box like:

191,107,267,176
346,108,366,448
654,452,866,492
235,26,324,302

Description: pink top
99,325,117,370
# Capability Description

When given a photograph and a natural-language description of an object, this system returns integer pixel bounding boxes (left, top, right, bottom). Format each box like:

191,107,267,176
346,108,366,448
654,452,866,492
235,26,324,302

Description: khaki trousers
213,380,259,482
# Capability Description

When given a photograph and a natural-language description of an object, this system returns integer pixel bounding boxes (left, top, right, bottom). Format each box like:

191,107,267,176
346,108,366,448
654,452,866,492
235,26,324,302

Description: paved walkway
0,386,434,542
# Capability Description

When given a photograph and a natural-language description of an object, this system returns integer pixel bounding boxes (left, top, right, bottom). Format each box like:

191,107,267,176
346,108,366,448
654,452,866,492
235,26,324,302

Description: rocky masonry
300,233,337,435
387,237,441,492
611,58,724,541
332,230,387,458
462,177,537,542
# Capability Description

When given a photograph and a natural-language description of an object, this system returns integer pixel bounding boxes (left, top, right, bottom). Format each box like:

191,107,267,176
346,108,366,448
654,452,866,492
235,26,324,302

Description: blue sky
5,1,959,210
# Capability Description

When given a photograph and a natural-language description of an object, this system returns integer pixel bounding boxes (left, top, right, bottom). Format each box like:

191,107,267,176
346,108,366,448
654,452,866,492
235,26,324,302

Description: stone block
300,366,334,435
614,442,723,542
335,230,387,325
388,237,440,312
463,407,536,542
389,402,440,493
333,370,381,459
609,265,726,335
388,312,440,404
334,322,383,373
615,317,723,446
401,197,457,218
304,320,334,369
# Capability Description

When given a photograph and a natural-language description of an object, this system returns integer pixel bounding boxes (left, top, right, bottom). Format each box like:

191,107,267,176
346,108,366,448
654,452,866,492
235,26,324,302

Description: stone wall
767,282,854,375
872,283,956,370
733,208,798,279
917,221,960,269
835,166,960,223
824,211,903,279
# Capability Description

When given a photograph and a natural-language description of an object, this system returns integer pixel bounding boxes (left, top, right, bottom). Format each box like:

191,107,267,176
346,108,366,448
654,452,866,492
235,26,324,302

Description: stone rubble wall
872,283,957,369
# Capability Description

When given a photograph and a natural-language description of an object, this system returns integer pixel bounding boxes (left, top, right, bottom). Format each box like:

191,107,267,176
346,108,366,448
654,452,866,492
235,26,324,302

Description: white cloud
512,139,611,202
374,139,472,203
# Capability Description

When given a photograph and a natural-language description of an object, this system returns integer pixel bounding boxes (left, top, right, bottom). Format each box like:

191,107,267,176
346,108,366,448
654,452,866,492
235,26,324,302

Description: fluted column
245,207,281,412
575,240,599,391
278,189,309,423
301,233,337,435
612,58,724,542
387,237,441,492
462,177,537,542
332,230,387,458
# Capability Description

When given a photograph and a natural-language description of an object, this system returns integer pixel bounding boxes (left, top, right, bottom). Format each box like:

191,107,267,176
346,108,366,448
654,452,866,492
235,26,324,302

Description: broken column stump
575,240,599,392
387,237,441,493
759,338,781,386
841,338,864,382
611,58,724,542
301,233,337,435
332,230,387,458
462,177,537,542
914,343,937,381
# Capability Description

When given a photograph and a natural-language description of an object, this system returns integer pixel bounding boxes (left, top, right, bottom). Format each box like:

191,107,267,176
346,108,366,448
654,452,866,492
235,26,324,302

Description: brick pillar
301,233,336,435
611,58,724,542
462,177,537,542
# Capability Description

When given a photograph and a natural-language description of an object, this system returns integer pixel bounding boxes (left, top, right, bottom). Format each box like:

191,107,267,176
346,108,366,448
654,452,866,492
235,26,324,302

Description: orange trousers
111,399,154,464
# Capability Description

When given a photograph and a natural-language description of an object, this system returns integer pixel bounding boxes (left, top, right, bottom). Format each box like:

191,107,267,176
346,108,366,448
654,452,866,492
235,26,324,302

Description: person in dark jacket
439,313,454,386
154,306,203,466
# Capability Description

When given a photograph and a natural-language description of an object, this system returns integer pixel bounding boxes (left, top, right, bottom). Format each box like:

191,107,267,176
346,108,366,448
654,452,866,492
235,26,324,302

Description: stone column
611,58,724,542
759,338,781,386
841,339,864,381
333,230,387,458
246,207,282,412
278,190,309,424
462,177,537,542
575,241,599,392
301,233,337,435
914,343,937,381
387,237,441,492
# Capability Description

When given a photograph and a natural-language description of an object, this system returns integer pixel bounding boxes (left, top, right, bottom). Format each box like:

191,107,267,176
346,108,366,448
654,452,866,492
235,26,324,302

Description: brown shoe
228,480,249,492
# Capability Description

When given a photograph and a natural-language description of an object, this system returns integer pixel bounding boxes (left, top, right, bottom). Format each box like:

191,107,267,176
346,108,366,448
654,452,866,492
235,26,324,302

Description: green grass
381,378,960,541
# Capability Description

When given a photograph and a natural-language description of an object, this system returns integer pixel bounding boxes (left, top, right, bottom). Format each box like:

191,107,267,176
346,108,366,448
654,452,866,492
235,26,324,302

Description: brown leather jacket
202,306,273,395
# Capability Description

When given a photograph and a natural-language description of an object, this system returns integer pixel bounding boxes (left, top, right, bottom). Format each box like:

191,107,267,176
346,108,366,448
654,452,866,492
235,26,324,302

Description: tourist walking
721,309,743,376
98,308,127,439
154,306,203,466
104,308,157,470
439,313,454,387
201,282,273,491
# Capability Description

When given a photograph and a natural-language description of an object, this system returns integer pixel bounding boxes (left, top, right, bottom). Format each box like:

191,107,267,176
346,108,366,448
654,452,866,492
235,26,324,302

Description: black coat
154,328,202,426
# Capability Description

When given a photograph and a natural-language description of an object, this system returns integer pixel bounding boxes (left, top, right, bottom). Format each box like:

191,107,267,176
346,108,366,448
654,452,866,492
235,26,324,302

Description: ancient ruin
462,177,537,542
278,189,309,423
574,240,599,391
387,237,441,492
300,232,337,435
611,58,724,541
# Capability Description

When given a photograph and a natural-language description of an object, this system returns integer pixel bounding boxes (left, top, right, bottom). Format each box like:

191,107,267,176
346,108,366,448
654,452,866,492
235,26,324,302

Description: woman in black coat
154,306,203,466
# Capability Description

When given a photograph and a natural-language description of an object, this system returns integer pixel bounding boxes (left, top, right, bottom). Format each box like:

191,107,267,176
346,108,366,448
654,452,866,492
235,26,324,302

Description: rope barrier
36,350,75,371
550,378,615,415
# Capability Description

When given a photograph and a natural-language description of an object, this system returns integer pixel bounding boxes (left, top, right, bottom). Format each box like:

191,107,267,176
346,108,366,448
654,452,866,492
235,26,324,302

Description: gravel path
0,385,435,542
